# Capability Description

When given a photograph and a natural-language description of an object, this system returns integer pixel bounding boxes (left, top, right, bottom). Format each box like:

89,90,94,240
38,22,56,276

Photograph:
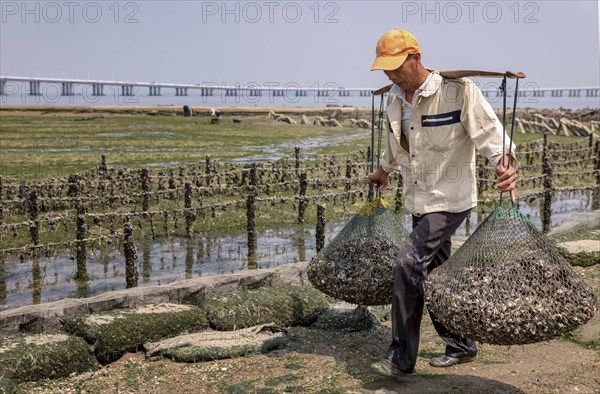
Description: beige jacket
380,71,518,216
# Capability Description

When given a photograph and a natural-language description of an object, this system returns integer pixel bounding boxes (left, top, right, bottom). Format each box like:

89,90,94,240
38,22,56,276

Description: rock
63,303,209,363
350,119,372,128
311,305,380,332
560,240,600,254
300,115,311,125
0,334,100,383
144,323,290,362
325,119,342,127
313,116,341,127
0,263,308,337
558,118,586,136
327,109,341,120
277,116,298,125
202,285,329,331
494,109,598,135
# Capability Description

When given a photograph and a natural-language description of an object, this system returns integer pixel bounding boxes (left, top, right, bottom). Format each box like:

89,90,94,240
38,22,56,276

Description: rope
368,93,376,201
376,94,385,200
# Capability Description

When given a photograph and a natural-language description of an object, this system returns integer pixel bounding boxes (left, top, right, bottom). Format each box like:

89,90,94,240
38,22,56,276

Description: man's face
384,55,420,92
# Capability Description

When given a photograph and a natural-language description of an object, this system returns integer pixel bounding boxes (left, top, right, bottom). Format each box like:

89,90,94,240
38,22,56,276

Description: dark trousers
385,210,477,373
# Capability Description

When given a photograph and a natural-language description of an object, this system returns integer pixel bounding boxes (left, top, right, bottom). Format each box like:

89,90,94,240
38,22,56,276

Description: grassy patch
0,110,370,179
63,305,209,363
0,335,100,383
550,228,600,243
203,285,330,331
161,335,290,363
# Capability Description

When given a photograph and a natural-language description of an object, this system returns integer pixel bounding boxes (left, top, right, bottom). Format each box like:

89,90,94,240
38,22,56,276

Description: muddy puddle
0,190,597,311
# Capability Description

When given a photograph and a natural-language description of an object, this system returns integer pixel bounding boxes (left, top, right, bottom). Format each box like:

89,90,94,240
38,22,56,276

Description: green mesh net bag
307,198,409,305
425,204,597,345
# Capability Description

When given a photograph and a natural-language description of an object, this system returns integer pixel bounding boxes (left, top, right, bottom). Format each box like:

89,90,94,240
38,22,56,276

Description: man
367,28,518,377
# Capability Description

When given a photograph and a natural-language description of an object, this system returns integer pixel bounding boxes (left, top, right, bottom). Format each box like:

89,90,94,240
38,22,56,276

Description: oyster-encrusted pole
74,204,88,281
316,204,325,253
98,154,108,178
28,189,39,246
295,146,301,177
184,182,195,237
345,159,352,192
123,218,138,288
205,156,212,187
168,169,176,200
298,172,308,224
246,193,257,269
141,168,151,212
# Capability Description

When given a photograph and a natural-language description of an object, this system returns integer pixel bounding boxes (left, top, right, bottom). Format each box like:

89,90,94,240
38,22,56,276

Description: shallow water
230,131,369,163
0,190,596,311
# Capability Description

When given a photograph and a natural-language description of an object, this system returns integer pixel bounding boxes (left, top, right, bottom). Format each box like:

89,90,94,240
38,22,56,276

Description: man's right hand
367,166,390,190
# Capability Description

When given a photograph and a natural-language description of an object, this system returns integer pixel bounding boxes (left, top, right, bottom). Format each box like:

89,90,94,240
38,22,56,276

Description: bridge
0,76,598,100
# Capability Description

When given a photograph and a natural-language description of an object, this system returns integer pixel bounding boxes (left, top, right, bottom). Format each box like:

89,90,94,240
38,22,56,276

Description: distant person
210,108,222,118
367,28,518,378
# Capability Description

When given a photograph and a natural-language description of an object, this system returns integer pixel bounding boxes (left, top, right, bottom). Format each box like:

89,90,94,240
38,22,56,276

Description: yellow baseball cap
370,28,420,71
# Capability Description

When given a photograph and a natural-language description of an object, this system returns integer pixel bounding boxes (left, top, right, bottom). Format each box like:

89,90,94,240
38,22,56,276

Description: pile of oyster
308,237,397,306
426,256,597,345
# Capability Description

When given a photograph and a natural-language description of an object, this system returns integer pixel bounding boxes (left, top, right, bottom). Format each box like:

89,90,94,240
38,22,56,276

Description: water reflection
142,241,151,283
75,277,89,299
185,240,194,280
0,257,6,303
296,228,306,262
31,253,41,305
247,246,257,270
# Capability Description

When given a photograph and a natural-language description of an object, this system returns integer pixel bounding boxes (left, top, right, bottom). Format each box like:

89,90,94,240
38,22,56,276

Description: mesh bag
425,204,597,345
307,198,409,305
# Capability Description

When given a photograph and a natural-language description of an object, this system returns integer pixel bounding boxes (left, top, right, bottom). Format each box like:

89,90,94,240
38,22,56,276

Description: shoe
429,354,476,368
370,359,410,378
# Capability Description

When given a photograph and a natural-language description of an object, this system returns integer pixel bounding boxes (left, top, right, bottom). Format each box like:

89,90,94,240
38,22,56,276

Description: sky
1,0,599,92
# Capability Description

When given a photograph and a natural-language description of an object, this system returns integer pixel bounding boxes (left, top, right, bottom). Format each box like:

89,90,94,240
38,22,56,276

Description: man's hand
495,155,517,201
367,166,390,191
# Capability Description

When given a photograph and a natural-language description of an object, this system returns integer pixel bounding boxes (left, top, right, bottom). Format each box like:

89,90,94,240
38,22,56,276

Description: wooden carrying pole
371,70,526,95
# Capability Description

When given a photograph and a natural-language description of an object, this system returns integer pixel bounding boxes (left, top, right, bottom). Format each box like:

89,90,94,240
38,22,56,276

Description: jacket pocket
421,110,461,152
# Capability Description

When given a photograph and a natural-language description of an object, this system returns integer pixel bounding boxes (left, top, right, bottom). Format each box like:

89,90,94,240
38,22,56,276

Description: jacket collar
389,70,442,99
